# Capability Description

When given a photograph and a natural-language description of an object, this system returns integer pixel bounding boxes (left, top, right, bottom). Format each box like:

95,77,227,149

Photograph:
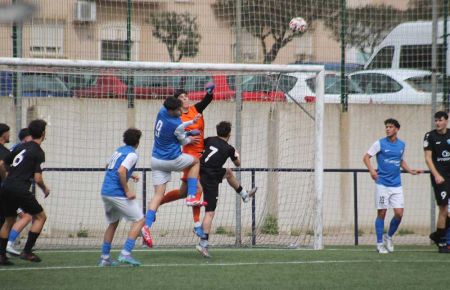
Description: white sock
121,249,130,256
200,239,208,248
194,222,202,228
101,254,110,260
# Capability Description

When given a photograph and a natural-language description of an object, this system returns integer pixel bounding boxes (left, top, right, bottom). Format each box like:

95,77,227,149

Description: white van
365,20,449,73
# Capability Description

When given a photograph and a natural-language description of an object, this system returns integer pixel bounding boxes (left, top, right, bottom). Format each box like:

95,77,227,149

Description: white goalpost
0,57,324,250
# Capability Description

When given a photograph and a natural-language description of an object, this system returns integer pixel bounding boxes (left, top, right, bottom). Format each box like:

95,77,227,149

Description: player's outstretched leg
224,168,257,202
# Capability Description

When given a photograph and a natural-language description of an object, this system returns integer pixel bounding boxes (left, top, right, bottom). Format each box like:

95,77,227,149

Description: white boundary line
1,259,450,272
28,247,437,254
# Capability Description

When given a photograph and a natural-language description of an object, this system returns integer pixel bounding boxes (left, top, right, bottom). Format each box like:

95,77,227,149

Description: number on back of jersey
12,149,26,167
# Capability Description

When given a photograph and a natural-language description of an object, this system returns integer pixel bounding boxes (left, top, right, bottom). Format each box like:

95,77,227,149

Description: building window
100,24,140,61
30,22,64,57
101,40,132,61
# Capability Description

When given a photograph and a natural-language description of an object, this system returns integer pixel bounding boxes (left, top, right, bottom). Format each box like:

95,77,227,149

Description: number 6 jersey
2,141,45,192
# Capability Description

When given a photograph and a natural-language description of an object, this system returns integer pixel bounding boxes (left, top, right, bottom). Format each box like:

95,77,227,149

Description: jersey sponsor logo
384,149,390,152
437,150,450,162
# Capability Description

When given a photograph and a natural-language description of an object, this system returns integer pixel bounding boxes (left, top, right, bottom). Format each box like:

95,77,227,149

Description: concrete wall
0,97,435,246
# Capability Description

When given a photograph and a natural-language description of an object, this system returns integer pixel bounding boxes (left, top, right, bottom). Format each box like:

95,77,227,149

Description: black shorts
0,186,43,217
430,173,450,206
200,168,226,212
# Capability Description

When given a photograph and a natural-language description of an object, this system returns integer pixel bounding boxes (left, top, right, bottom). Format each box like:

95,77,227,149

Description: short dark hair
164,96,182,111
174,89,187,99
123,128,142,147
28,119,47,139
0,123,10,136
216,121,232,138
18,128,30,141
384,118,400,129
434,111,449,120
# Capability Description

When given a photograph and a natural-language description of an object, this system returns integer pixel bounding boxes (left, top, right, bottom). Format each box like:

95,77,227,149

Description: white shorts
151,154,195,185
375,184,404,209
101,196,143,224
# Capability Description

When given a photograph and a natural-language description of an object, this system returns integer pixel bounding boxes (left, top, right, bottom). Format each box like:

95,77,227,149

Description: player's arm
175,115,201,145
363,140,380,181
230,147,241,167
118,153,138,199
194,82,215,113
424,150,444,184
0,160,7,180
34,172,50,198
118,166,135,200
400,160,421,175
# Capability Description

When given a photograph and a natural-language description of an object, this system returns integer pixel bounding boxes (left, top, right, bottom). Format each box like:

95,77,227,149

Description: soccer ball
289,17,307,33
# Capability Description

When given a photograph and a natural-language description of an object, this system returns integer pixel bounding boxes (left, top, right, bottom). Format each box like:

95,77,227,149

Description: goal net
0,57,324,249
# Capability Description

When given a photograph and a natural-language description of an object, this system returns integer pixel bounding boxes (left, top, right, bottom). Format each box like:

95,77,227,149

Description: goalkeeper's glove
205,82,215,94
186,129,201,136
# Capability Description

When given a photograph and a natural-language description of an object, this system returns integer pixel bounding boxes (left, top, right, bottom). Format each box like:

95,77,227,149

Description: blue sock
145,210,156,227
387,217,402,237
375,217,384,243
123,238,136,254
101,242,112,256
8,229,20,243
187,177,198,197
446,228,450,246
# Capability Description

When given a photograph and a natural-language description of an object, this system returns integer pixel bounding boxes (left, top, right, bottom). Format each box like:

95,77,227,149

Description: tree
213,0,338,64
323,4,403,61
150,12,201,62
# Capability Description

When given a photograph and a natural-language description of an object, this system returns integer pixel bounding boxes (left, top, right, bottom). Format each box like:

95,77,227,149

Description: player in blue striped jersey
363,118,420,254
99,128,144,267
141,96,201,247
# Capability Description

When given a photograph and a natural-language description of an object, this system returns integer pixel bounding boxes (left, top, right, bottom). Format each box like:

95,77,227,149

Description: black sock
0,238,7,256
436,228,446,241
235,186,243,194
201,234,209,242
24,231,40,254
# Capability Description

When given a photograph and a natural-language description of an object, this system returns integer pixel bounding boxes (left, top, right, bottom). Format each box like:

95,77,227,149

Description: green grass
0,246,448,290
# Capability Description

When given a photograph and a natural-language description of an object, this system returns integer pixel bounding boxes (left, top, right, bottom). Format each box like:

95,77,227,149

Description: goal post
0,57,324,249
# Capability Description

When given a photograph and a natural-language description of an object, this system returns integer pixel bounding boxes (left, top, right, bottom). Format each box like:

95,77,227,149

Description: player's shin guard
121,238,136,256
187,178,198,198
375,217,384,244
387,216,401,237
101,242,112,259
0,238,8,256
145,210,156,227
23,231,40,254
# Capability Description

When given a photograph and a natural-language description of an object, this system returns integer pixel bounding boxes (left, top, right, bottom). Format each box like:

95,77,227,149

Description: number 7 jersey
200,137,237,170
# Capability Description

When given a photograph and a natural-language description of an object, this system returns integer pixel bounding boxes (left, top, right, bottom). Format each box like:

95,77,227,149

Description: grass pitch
0,246,448,290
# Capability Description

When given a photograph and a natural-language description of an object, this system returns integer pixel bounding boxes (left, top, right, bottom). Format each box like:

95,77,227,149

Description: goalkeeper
196,121,257,258
158,83,215,240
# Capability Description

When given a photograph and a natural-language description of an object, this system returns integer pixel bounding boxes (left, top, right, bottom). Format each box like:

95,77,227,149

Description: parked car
0,72,72,97
73,75,128,98
283,69,442,104
282,71,363,103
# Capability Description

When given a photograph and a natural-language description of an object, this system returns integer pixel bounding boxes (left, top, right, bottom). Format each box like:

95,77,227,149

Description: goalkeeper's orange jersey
181,106,204,158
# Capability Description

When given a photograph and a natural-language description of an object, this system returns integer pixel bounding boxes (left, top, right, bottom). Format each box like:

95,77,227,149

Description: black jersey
1,141,45,192
0,144,10,184
200,137,237,171
423,129,450,173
